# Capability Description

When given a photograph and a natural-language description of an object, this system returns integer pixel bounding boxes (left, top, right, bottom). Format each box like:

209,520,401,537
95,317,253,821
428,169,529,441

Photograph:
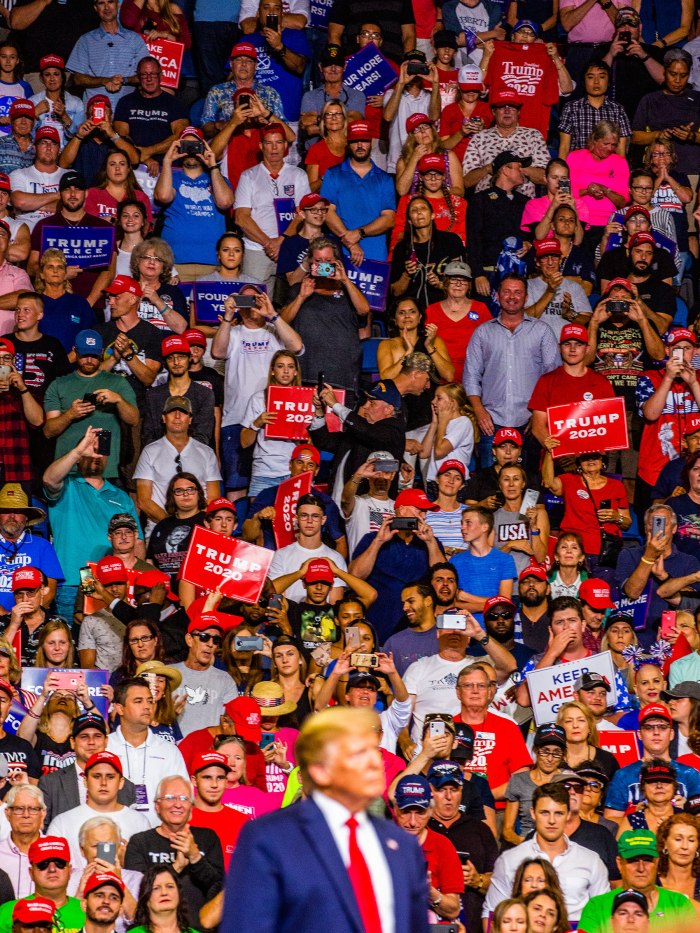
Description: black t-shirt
635,277,676,320
464,465,542,504
597,245,676,285
286,600,339,649
147,513,205,577
35,732,75,776
328,0,415,63
0,332,70,400
113,90,188,149
604,43,666,126
391,230,465,307
570,816,621,881
9,0,98,71
98,318,164,406
189,366,224,408
0,732,42,780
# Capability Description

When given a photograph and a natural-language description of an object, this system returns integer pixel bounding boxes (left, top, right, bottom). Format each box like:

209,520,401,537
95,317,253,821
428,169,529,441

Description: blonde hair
436,383,480,443
0,636,21,684
556,700,600,747
296,707,379,783
36,248,71,294
320,99,347,139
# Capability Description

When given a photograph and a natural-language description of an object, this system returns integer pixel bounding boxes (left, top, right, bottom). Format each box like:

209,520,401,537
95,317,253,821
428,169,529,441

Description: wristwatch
358,227,366,239
477,633,490,647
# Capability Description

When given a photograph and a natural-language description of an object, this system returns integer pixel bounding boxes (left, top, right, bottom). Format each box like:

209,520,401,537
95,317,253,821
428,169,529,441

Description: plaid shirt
0,390,32,481
558,96,632,151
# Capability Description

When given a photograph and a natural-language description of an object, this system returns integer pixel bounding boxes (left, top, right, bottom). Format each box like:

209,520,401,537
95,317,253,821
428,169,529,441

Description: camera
436,611,468,631
607,299,630,315
390,517,418,531
266,13,279,30
180,138,204,156
350,652,379,667
95,429,111,456
407,62,429,76
313,261,336,278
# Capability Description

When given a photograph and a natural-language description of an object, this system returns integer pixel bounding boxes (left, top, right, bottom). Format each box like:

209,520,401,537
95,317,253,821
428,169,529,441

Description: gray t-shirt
172,663,238,737
290,286,364,393
504,769,538,836
493,507,531,576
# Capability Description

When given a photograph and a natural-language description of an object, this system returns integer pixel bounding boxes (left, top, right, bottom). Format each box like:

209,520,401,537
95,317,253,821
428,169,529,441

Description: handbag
580,473,623,569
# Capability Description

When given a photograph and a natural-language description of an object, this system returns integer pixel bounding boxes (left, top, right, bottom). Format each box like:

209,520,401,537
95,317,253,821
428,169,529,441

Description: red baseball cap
191,751,231,775
578,578,615,610
12,566,42,590
303,559,334,584
406,113,432,133
394,489,439,511
12,898,56,924
418,153,445,174
135,569,177,601
39,55,65,71
183,328,207,348
483,595,516,615
187,611,242,635
94,556,127,585
230,41,258,60
232,85,255,101
639,703,673,726
604,277,635,295
493,427,523,447
347,120,372,141
104,275,142,297
437,459,466,478
261,123,286,141
0,174,11,192
534,237,562,258
84,872,125,897
205,497,237,516
180,125,204,141
290,443,320,465
162,335,190,357
628,231,655,249
624,205,651,222
0,678,13,698
35,125,60,143
684,413,700,436
87,94,111,112
490,88,522,107
0,336,14,354
9,100,35,120
519,564,548,583
84,750,123,775
560,324,589,344
28,836,71,864
665,327,697,348
225,695,262,741
299,193,330,210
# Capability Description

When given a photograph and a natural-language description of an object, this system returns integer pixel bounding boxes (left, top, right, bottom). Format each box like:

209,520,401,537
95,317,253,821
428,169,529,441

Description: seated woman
521,158,585,243
616,758,681,837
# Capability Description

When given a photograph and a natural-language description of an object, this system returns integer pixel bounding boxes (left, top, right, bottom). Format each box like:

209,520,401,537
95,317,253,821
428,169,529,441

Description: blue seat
622,509,643,543
673,296,689,328
189,97,205,127
360,338,382,379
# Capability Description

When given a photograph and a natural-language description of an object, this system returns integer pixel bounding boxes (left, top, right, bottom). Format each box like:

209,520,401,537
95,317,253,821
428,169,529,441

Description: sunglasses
35,858,68,870
583,780,604,791
193,632,223,646
485,611,514,620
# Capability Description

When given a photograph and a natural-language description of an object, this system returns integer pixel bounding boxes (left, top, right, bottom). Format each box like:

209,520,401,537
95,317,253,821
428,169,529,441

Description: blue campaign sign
193,281,267,324
274,197,297,236
343,44,398,96
309,0,333,29
20,668,110,719
343,257,390,311
615,588,650,632
41,226,115,269
3,699,27,736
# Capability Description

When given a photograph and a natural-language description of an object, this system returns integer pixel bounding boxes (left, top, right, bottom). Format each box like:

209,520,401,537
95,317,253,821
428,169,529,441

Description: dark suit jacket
222,796,429,933
38,763,137,827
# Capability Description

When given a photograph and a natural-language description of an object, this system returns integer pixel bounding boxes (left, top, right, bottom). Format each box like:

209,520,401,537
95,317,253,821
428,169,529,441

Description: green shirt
578,887,696,933
0,896,85,933
43,370,137,478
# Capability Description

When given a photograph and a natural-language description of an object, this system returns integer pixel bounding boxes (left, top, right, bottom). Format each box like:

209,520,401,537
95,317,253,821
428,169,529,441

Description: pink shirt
566,149,629,227
559,0,626,43
0,261,31,333
223,785,281,818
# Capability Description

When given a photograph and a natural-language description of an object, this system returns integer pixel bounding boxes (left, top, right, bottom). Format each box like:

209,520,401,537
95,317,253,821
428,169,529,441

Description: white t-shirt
382,87,434,174
172,662,239,737
48,803,150,863
269,541,347,602
345,495,395,556
234,162,311,251
242,389,297,481
403,652,479,742
9,165,65,230
222,322,287,426
452,1,490,66
426,415,474,482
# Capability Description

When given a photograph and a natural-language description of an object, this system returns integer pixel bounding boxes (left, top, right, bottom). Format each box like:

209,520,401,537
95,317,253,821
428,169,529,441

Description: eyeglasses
485,611,514,621
650,152,670,158
128,634,155,646
142,255,165,264
536,749,563,760
583,780,604,791
412,125,431,134
458,683,489,691
359,30,381,38
174,454,183,474
194,632,223,646
34,858,68,870
640,722,671,731
631,185,653,191
8,806,43,814
156,794,191,803
173,486,197,495
563,781,585,792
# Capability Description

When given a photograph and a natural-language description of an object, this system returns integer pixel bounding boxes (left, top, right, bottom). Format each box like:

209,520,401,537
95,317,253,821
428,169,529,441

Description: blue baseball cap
75,329,103,356
513,19,540,34
395,774,432,810
427,760,463,788
365,380,402,409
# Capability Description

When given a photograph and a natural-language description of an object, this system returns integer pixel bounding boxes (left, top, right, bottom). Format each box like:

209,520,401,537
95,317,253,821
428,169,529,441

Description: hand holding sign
180,526,273,604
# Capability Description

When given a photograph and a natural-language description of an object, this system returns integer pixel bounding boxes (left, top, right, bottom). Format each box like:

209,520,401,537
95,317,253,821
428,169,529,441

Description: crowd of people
2,0,700,930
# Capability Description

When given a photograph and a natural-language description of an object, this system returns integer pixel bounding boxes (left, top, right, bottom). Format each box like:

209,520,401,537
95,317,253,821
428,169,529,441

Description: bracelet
123,352,135,361
111,132,120,141
641,54,650,62
18,387,29,394
351,477,361,484
530,529,541,536
84,703,96,712
660,38,668,47
640,556,655,565
430,895,442,909
279,44,287,57
427,347,436,355
477,633,490,646
269,312,280,323
25,709,40,720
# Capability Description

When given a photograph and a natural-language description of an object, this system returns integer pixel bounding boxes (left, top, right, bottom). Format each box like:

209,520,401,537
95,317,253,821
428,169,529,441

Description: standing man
0,336,45,488
383,582,439,676
189,752,249,867
223,707,430,933
464,274,560,466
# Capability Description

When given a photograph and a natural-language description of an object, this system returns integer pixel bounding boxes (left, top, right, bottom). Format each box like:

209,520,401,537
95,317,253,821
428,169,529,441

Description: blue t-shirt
160,170,231,265
249,485,345,551
0,531,64,611
320,160,396,262
449,548,517,623
40,293,96,353
606,758,700,812
247,31,310,122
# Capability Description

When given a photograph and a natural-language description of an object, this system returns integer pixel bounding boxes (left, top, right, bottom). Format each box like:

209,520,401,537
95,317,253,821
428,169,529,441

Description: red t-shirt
422,827,464,894
225,127,264,191
391,193,467,254
559,472,628,555
305,139,345,175
190,804,250,867
425,299,491,380
484,42,559,137
177,727,268,792
638,369,699,486
528,365,616,413
84,187,153,224
453,711,532,807
439,100,493,163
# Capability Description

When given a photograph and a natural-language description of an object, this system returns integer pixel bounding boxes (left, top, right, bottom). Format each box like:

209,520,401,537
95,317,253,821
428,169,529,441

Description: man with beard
383,582,438,676
428,562,459,612
44,329,139,483
79,872,125,933
0,484,62,613
514,565,551,653
482,596,533,668
43,426,141,620
598,231,676,334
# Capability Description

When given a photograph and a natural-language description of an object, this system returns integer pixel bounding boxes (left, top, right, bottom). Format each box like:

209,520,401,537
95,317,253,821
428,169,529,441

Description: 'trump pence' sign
40,226,115,268
547,397,628,459
180,526,273,604
525,650,618,726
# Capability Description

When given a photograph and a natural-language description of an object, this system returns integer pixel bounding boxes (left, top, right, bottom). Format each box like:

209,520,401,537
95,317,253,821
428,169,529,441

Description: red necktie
346,815,383,933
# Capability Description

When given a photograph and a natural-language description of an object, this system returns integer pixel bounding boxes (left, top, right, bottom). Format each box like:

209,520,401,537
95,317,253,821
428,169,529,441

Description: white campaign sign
525,650,618,726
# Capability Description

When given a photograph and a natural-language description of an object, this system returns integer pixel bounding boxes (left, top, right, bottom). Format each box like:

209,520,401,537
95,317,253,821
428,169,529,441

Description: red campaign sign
547,397,628,459
264,385,346,441
146,39,184,90
180,525,273,604
273,472,313,549
598,730,640,768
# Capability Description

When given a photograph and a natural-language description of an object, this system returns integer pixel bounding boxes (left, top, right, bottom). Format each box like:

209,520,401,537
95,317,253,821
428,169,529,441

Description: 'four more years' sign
193,281,267,324
343,44,398,96
40,226,115,268
146,38,184,90
525,650,618,726
547,397,629,459
309,0,333,29
180,525,273,604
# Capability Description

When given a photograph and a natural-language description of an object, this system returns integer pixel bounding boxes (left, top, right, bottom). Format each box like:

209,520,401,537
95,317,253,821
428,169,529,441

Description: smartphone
652,514,666,537
436,612,468,631
268,593,283,611
457,851,471,865
373,459,399,473
520,488,539,514
96,429,111,456
661,610,677,640
429,926,458,933
317,370,325,394
238,93,251,108
345,626,362,650
312,261,335,278
91,102,105,122
600,499,611,510
52,670,85,691
79,566,96,594
311,642,331,667
0,364,10,390
407,61,429,75
234,635,264,652
180,138,204,156
96,841,117,865
390,517,418,531
83,393,98,406
266,12,279,30
260,732,275,750
673,346,684,362
235,294,258,308
558,178,571,193
350,652,379,668
429,719,446,737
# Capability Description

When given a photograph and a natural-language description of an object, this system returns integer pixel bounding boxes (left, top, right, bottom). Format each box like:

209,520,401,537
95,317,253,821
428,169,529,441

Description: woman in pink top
521,157,585,243
85,150,153,224
219,735,280,820
566,120,629,247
